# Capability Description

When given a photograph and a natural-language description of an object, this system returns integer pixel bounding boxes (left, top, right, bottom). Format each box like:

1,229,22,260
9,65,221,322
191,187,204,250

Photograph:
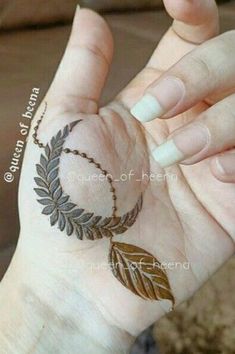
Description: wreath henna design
34,120,143,239
33,103,175,306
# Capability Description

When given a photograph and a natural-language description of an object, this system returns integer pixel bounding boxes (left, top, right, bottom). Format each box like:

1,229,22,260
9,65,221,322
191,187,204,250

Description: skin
0,1,234,353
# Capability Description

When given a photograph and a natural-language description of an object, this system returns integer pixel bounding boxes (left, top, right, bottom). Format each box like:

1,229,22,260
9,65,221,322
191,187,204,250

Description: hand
131,1,235,183
0,1,234,353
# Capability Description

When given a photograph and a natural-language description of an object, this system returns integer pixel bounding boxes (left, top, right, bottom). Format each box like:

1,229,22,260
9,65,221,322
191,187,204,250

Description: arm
0,249,132,354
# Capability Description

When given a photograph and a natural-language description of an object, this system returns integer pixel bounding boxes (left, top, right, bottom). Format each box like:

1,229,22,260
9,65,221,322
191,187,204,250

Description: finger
163,0,219,44
147,0,219,72
131,31,235,123
211,151,235,183
116,0,219,110
149,93,235,169
47,7,113,114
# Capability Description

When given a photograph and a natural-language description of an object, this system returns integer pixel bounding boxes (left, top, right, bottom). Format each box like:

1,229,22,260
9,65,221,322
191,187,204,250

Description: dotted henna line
33,102,47,148
33,102,117,217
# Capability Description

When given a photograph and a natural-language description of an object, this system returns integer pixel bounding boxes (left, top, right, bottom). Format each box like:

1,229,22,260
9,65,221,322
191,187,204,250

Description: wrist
0,245,133,354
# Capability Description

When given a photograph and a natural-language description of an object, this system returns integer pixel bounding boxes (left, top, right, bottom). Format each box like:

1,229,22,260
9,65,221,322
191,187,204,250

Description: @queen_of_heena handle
33,102,175,307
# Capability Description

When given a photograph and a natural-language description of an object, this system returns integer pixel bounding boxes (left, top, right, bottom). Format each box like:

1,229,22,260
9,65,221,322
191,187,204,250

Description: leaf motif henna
34,120,143,240
109,242,175,305
33,103,175,305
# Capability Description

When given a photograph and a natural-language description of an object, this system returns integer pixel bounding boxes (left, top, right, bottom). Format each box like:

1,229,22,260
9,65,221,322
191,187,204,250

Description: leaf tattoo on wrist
110,242,175,305
33,103,175,307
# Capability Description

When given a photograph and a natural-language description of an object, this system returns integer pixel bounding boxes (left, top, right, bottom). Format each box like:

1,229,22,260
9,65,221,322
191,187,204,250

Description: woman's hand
0,1,234,353
131,4,235,182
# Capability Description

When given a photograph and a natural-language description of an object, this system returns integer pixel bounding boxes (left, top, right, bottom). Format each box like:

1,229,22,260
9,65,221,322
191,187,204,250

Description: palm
18,9,234,337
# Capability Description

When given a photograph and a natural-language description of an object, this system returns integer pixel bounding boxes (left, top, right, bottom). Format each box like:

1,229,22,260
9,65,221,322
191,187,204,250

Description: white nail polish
152,140,184,168
131,94,164,123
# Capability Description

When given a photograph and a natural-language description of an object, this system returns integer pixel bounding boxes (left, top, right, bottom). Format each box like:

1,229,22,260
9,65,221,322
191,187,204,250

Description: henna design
110,242,175,304
34,120,143,239
62,148,118,217
33,109,118,217
33,103,175,306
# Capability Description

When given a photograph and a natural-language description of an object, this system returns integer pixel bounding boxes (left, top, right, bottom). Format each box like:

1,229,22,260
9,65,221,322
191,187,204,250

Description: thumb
47,6,114,115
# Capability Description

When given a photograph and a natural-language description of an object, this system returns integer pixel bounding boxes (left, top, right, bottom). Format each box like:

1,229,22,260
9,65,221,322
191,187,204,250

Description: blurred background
0,0,234,353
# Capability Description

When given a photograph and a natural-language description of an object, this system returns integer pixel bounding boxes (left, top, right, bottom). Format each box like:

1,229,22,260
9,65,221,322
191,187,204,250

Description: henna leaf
47,158,60,172
100,228,113,239
37,198,54,206
69,209,84,219
54,187,62,200
109,242,175,305
48,168,59,184
58,212,66,231
75,223,83,239
34,177,48,189
50,179,60,195
66,219,74,236
42,204,56,215
55,130,62,140
77,212,93,223
34,121,143,240
40,155,48,169
60,203,76,212
84,228,94,240
86,215,102,227
50,210,59,225
36,164,46,179
58,195,69,205
34,188,50,198
45,144,50,158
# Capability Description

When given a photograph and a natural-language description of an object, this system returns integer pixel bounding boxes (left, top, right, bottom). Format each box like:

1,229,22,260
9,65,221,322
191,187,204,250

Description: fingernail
131,94,164,123
152,124,210,168
215,154,235,176
131,77,185,123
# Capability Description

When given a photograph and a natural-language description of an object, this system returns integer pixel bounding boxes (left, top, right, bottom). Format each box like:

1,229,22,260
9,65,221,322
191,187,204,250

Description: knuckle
204,100,235,142
200,98,235,128
190,55,214,82
181,30,235,88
